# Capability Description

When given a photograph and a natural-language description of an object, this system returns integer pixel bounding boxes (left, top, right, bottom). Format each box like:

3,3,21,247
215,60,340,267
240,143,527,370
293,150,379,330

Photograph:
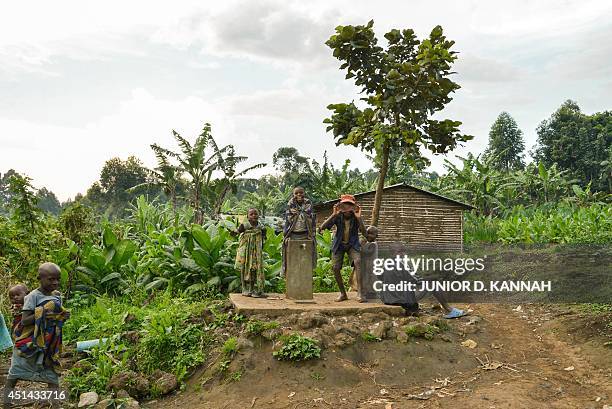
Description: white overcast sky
1,0,611,201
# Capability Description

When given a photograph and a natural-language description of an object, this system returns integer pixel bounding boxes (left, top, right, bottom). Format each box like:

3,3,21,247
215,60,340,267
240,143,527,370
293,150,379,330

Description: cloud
153,0,341,69
455,54,522,83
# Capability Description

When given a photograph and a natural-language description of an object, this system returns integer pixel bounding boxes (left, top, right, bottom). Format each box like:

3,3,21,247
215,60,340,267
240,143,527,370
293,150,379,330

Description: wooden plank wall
315,186,464,252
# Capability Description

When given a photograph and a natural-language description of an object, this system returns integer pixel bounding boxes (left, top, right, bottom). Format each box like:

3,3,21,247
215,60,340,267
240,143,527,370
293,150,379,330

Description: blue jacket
321,213,366,253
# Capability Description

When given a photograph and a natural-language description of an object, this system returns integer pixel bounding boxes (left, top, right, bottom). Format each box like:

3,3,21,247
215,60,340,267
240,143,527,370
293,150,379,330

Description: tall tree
324,21,472,225
7,174,41,233
271,147,311,190
86,156,154,217
36,187,62,215
483,112,525,172
534,100,611,192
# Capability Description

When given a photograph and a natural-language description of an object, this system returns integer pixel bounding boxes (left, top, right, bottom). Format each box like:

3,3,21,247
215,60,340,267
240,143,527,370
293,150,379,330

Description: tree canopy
323,21,472,224
534,100,611,192
483,112,525,172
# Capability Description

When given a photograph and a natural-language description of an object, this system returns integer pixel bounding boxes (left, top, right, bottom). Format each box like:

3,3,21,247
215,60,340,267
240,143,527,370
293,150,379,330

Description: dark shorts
331,246,360,271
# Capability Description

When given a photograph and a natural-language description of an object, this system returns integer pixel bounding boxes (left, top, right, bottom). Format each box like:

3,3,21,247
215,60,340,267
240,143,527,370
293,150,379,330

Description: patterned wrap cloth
7,291,68,384
14,299,68,369
235,224,265,294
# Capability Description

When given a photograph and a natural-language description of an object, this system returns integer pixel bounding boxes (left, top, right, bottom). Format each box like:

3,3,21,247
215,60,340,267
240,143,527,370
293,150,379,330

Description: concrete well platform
229,292,404,317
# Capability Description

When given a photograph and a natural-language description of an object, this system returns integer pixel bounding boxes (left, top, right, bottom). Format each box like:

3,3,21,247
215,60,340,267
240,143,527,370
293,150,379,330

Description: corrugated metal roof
313,182,475,210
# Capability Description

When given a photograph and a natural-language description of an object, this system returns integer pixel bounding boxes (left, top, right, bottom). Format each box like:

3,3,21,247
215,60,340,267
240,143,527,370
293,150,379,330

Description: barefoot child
4,263,70,408
319,194,367,302
235,209,267,298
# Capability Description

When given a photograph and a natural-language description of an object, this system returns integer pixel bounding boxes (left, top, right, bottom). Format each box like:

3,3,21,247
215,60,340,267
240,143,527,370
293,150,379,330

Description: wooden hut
313,183,474,252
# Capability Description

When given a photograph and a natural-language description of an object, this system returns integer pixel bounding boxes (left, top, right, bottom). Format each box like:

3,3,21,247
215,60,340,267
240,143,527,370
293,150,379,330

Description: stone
297,312,329,329
309,329,332,349
361,312,390,323
108,371,150,398
95,399,113,409
334,333,355,348
150,370,178,396
337,322,361,337
370,321,392,340
466,316,482,325
116,390,131,399
461,339,478,349
285,240,314,300
396,331,409,343
78,391,99,407
440,334,452,342
359,241,380,300
122,398,140,409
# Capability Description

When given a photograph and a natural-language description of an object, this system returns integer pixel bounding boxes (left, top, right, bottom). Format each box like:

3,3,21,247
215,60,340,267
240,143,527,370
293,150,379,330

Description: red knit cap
339,194,356,205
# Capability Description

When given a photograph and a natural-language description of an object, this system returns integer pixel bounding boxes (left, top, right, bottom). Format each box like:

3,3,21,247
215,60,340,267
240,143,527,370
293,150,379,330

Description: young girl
235,208,267,298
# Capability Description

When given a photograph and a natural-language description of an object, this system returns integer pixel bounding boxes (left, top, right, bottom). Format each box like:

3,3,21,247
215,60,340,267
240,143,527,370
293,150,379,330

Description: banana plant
76,226,137,294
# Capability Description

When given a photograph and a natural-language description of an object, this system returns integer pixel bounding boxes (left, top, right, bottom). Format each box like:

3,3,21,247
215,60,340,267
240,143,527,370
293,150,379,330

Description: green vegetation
273,334,321,361
245,318,279,336
404,322,447,341
0,20,609,404
361,332,382,342
63,292,215,397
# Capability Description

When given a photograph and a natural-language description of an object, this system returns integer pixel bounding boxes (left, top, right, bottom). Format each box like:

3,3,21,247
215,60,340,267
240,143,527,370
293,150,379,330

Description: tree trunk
213,183,231,218
370,140,390,226
194,185,202,224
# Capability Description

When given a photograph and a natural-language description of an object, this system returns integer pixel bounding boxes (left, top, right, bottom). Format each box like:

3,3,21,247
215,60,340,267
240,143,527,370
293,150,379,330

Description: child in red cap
319,194,367,302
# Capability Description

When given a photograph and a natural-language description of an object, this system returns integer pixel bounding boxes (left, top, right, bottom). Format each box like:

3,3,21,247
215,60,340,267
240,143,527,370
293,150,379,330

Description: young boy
319,194,367,302
4,263,70,408
235,209,267,298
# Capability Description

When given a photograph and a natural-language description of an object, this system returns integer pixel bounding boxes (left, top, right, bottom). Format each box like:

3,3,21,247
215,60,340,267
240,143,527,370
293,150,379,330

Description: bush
222,337,238,356
245,318,279,336
273,334,321,361
361,332,381,342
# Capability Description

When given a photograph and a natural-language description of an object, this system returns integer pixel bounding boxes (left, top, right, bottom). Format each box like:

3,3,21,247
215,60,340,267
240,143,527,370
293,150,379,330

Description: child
8,284,28,336
351,225,380,301
319,194,367,302
235,209,267,298
4,263,70,408
282,186,317,277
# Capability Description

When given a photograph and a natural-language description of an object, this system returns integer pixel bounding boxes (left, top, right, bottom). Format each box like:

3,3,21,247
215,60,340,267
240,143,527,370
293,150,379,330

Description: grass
245,318,279,336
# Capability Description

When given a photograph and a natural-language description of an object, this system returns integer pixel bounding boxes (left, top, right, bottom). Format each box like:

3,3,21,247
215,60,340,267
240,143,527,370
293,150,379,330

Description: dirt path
147,304,611,409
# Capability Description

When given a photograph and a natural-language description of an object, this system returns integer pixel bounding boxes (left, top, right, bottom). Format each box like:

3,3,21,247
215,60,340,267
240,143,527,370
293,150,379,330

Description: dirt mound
148,304,612,409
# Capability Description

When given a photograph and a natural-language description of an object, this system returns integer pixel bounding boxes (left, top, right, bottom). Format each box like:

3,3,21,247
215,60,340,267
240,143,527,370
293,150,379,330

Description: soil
1,303,609,408
144,303,611,409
